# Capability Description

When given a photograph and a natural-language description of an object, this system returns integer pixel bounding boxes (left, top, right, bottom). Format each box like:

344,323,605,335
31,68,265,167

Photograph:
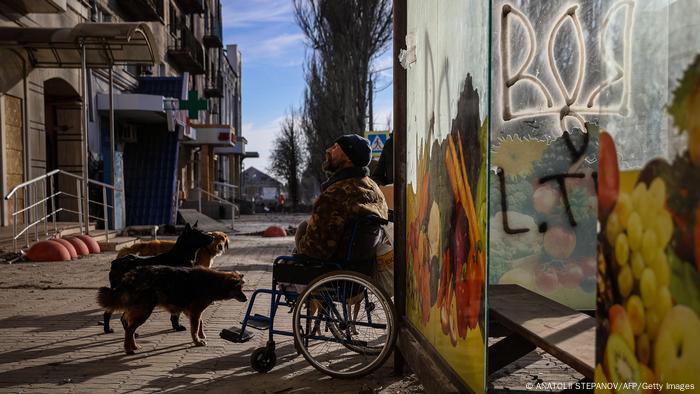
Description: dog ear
224,237,229,250
184,223,191,231
193,220,199,228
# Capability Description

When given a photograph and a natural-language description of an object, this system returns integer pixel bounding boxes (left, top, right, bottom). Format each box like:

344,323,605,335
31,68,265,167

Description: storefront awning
0,22,159,68
213,136,247,155
96,93,194,139
183,124,236,146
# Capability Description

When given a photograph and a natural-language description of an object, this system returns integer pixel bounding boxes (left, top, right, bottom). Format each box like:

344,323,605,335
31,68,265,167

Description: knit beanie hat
335,134,372,167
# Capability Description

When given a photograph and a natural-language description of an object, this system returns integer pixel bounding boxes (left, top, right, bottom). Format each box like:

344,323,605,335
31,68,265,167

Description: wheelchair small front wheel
292,271,397,379
250,347,276,373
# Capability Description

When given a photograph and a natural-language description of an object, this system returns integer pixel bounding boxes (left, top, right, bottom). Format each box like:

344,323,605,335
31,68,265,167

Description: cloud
222,0,294,28
241,116,287,171
256,33,306,59
372,51,394,74
231,32,305,65
223,1,305,66
370,104,393,131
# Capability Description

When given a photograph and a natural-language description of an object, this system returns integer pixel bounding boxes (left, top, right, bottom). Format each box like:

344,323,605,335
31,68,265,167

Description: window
94,6,112,22
169,3,178,37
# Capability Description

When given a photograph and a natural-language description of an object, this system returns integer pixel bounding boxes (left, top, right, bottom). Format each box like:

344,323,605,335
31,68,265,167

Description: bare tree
269,109,306,209
294,0,392,182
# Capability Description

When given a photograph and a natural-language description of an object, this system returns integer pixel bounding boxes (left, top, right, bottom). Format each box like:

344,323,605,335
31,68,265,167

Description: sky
222,0,394,176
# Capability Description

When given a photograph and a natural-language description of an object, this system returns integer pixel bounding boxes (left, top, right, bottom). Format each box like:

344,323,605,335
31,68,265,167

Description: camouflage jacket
297,166,388,260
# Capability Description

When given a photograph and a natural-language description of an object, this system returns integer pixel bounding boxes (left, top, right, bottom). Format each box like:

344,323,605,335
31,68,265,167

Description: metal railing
203,15,223,47
3,169,121,251
213,181,238,201
167,18,205,74
204,72,224,98
195,186,238,230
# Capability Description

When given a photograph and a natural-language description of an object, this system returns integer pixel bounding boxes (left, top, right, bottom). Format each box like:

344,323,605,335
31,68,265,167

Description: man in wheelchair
294,134,389,262
222,136,396,378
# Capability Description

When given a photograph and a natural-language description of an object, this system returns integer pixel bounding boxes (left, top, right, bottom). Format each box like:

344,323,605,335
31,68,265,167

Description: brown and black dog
97,265,246,354
102,223,214,333
117,231,229,268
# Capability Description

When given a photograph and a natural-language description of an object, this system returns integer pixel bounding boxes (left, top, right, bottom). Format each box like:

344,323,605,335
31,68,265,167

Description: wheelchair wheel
250,346,276,373
292,271,397,379
326,294,382,356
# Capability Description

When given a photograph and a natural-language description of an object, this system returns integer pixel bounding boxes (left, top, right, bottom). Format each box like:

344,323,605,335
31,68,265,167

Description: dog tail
97,287,122,311
116,243,143,258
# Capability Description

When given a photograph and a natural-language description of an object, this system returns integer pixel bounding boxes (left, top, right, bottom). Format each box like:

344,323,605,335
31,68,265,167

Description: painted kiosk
393,0,700,392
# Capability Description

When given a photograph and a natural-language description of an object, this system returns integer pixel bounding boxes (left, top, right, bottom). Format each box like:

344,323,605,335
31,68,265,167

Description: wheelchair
220,214,397,379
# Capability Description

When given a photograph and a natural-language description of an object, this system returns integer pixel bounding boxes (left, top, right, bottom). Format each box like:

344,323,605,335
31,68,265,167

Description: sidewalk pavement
0,213,582,393
0,215,422,394
230,213,308,235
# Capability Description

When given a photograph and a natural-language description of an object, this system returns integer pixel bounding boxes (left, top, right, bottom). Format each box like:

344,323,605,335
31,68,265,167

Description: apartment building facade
0,0,245,232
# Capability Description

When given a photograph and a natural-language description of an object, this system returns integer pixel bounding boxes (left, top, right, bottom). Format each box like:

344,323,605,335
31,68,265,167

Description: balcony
118,0,163,22
3,0,66,13
167,22,205,74
204,73,224,98
174,0,204,14
203,16,223,48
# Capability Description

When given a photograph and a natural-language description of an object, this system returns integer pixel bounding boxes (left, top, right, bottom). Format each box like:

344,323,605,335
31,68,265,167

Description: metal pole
43,179,48,235
109,65,116,232
76,179,83,233
22,52,30,198
369,78,373,131
20,50,31,244
49,174,57,234
33,183,38,242
81,42,90,234
13,197,17,251
102,186,109,242
198,188,202,213
24,186,29,248
392,0,407,375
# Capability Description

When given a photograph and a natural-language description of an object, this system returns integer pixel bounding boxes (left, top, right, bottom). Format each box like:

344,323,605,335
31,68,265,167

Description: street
0,215,422,393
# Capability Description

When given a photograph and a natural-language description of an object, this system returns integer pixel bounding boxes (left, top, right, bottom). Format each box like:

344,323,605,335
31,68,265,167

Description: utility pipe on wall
81,42,90,233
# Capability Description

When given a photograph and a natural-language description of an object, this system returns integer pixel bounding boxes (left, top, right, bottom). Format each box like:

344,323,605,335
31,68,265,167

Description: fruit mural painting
596,56,700,391
406,75,487,390
489,126,599,309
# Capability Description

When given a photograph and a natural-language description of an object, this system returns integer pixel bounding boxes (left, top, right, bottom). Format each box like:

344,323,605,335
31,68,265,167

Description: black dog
98,265,246,354
102,223,214,333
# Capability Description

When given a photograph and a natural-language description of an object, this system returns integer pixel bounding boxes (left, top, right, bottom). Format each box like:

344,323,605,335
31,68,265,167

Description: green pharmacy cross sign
179,90,208,119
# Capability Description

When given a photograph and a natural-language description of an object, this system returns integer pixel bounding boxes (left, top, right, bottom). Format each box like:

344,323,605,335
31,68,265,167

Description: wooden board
489,284,596,379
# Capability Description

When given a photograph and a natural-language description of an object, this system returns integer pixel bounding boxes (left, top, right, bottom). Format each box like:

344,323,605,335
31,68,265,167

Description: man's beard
322,153,338,173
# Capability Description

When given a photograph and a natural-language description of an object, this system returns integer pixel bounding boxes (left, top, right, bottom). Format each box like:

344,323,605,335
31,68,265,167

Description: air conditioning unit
120,125,137,143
